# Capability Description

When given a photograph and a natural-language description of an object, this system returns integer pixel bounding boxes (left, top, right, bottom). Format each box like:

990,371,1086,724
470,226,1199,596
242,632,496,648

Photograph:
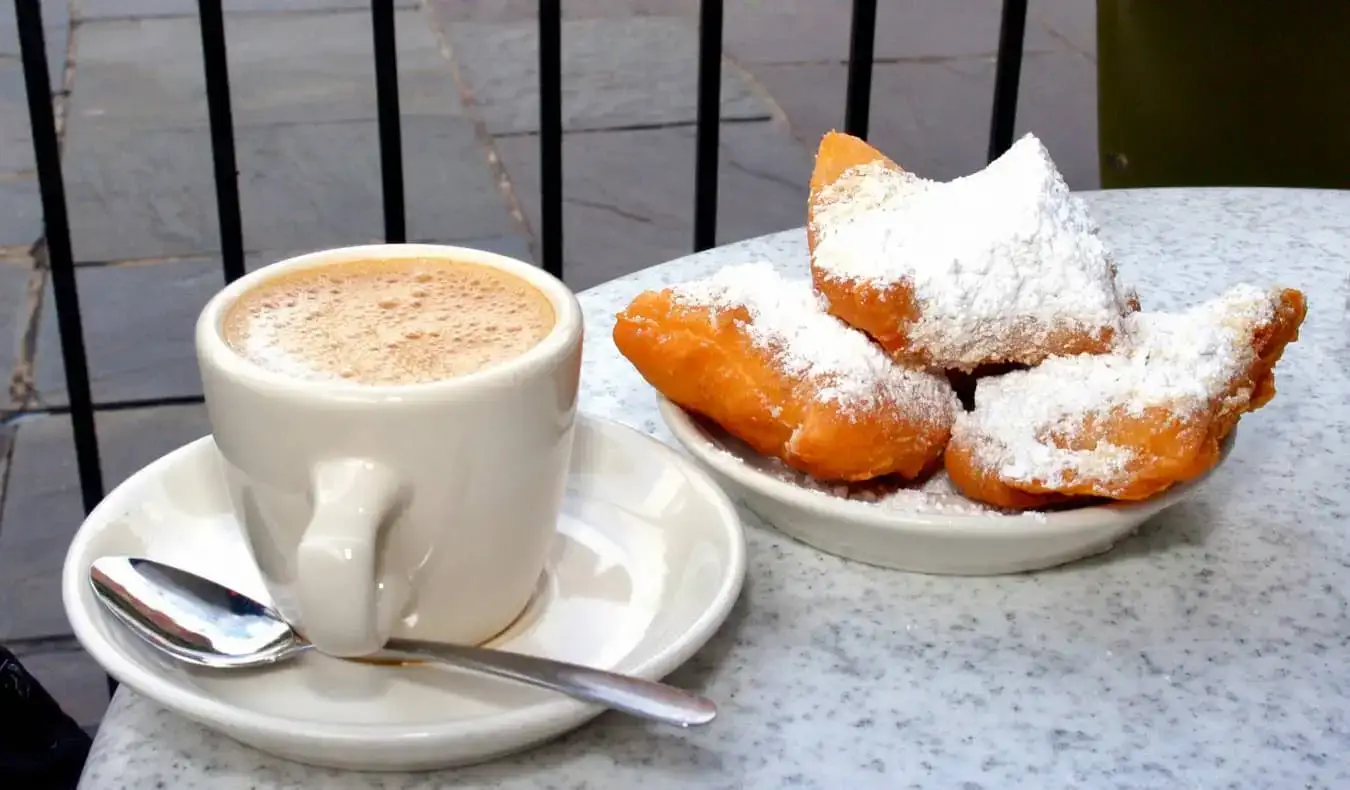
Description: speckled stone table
79,188,1350,789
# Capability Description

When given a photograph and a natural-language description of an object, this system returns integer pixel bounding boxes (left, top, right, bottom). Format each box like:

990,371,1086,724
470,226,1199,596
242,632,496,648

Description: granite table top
79,188,1350,789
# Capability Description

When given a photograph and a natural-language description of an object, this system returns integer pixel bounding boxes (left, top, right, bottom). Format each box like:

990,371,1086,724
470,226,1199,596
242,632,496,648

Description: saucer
658,397,1233,576
63,415,746,771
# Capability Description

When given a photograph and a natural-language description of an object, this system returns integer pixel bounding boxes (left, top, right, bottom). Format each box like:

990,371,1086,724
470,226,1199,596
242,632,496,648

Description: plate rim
657,395,1233,536
62,413,746,749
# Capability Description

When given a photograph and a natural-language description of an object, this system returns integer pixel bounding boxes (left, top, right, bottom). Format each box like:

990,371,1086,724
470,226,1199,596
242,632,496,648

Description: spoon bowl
91,556,300,668
89,556,716,727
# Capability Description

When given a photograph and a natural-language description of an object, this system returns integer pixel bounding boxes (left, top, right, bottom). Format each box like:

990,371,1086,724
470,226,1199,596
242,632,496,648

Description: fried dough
944,285,1307,509
807,131,1138,371
613,262,959,482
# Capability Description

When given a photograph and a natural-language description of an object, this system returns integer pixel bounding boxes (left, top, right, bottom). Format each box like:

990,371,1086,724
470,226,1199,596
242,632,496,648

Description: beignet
614,262,959,482
808,131,1138,372
944,284,1307,509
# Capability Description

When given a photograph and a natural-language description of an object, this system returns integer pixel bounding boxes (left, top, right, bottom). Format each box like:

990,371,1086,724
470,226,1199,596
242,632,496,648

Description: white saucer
63,415,746,772
658,397,1232,576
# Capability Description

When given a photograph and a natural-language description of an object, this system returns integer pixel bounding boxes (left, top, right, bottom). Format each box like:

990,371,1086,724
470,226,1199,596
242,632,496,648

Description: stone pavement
0,0,1096,730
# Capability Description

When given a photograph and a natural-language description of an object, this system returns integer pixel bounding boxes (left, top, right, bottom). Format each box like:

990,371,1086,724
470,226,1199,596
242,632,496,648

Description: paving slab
0,257,35,404
235,116,516,254
496,120,812,291
63,115,513,261
755,50,1099,190
0,404,213,641
17,647,110,729
247,235,536,269
79,0,416,19
69,11,464,130
1009,50,1099,190
0,174,42,249
442,16,772,135
723,0,1058,66
442,233,537,265
429,0,693,23
1033,0,1097,60
62,123,216,261
30,257,224,408
0,59,38,174
0,0,69,89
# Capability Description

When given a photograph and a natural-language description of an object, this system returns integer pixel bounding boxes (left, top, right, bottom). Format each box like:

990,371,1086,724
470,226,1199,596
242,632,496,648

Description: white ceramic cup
195,244,583,658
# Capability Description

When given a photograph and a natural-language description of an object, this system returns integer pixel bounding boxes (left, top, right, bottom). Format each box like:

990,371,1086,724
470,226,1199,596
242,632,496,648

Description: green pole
1098,0,1350,189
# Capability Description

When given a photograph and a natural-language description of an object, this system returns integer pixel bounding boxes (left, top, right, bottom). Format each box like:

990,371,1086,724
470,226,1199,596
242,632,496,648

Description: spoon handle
377,638,716,728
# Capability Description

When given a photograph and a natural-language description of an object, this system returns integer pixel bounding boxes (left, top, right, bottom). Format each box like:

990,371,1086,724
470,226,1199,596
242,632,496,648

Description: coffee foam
222,257,555,386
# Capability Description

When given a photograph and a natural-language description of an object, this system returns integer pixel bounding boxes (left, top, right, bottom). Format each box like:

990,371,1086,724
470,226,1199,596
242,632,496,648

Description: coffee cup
194,244,583,657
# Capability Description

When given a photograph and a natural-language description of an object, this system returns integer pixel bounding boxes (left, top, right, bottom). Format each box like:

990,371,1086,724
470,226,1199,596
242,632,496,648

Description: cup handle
295,458,403,657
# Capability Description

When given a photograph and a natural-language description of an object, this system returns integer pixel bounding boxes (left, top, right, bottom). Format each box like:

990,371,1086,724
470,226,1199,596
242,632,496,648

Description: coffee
222,257,555,386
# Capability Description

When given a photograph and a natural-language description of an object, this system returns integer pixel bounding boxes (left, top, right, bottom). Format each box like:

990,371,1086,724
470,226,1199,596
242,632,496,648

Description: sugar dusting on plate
694,414,1048,521
671,261,957,423
956,283,1282,485
809,133,1134,368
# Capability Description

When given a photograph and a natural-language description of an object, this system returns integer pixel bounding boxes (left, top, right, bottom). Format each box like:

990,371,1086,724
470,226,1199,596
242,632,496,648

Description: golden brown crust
808,130,901,199
944,289,1307,509
806,132,920,360
613,288,954,482
942,440,1078,510
806,131,1128,372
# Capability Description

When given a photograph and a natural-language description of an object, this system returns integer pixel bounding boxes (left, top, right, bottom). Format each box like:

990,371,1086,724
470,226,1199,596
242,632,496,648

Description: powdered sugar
810,133,1133,368
956,283,1282,484
671,261,955,420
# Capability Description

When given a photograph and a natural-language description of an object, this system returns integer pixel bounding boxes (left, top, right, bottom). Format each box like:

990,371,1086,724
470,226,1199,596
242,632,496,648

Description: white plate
658,397,1232,576
63,415,746,772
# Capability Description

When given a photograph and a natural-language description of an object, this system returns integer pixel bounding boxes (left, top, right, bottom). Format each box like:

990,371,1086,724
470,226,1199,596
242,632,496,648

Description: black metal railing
12,0,1027,688
15,0,103,510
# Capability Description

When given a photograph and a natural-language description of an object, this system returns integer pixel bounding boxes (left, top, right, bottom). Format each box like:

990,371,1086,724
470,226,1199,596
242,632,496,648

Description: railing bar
371,0,406,243
691,0,722,253
89,394,205,412
537,1,563,278
15,0,105,514
197,0,246,284
11,394,208,418
987,0,1028,162
843,0,878,139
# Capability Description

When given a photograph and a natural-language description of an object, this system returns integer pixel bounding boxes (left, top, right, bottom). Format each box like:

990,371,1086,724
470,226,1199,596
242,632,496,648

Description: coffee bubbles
222,258,556,386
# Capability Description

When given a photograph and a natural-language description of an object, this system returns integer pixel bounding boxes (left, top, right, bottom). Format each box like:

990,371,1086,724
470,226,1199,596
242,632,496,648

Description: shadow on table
1046,500,1222,575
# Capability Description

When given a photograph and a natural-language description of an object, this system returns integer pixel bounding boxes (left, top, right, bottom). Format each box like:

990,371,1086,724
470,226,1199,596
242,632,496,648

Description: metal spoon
88,556,716,728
